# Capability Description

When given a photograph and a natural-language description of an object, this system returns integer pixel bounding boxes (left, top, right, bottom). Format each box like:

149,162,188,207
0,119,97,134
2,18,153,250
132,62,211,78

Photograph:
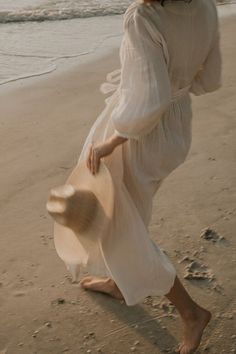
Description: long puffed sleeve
190,13,222,95
110,6,172,140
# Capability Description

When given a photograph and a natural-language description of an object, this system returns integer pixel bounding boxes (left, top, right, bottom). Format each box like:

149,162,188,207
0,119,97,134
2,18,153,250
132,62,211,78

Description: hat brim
53,160,115,266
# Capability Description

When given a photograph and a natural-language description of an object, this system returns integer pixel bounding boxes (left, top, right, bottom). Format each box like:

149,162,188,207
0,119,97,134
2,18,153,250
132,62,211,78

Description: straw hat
46,160,115,264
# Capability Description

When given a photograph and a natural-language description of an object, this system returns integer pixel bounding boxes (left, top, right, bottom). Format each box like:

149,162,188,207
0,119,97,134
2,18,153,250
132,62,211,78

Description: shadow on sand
85,290,182,353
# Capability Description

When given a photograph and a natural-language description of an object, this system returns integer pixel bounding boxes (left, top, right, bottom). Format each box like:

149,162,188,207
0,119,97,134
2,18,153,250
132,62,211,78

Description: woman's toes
175,342,184,353
79,276,94,288
180,344,194,354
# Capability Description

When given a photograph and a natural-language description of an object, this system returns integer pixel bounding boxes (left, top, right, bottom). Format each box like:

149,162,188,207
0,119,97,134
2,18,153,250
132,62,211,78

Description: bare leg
79,276,124,300
165,276,212,354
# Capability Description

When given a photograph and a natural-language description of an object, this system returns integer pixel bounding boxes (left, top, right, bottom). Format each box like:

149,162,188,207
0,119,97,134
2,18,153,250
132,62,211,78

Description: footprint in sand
178,256,224,294
200,227,226,243
183,260,215,281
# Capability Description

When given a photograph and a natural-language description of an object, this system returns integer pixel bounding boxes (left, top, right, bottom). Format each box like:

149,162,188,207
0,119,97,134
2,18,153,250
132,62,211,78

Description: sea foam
0,0,131,23
0,0,235,23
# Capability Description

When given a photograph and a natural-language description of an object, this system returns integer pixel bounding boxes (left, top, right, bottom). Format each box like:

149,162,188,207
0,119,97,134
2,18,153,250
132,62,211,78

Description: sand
0,15,235,354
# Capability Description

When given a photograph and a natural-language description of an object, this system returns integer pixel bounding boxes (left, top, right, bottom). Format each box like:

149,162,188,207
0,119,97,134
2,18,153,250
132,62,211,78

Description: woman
76,0,222,353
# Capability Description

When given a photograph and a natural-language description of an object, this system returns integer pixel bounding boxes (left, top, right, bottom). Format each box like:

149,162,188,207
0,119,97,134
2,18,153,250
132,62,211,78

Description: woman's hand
87,134,128,175
87,140,115,175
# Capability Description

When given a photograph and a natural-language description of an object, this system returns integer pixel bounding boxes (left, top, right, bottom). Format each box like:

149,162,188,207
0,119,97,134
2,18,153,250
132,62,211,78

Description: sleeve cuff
114,129,139,140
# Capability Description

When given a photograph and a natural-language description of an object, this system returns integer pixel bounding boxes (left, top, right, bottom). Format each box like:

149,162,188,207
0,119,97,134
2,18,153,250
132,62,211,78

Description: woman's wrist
109,133,128,150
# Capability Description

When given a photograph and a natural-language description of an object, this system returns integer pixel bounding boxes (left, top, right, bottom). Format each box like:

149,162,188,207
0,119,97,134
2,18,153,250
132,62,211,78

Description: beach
0,7,236,354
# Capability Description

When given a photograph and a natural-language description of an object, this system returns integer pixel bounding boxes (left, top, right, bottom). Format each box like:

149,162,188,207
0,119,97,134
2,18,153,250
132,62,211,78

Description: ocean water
0,0,132,22
0,0,236,87
0,0,134,86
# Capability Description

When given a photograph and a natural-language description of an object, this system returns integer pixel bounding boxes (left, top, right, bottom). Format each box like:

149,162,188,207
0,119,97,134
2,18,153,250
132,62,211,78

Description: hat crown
47,185,98,234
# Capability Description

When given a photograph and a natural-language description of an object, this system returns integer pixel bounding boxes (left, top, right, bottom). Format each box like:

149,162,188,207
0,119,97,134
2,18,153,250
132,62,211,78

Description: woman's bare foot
176,305,212,354
79,276,124,300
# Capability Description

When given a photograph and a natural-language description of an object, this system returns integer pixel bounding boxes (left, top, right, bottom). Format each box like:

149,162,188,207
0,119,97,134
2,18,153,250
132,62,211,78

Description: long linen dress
55,0,222,306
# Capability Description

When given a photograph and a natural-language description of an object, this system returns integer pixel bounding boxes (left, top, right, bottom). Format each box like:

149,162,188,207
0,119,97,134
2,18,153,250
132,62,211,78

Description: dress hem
124,270,177,306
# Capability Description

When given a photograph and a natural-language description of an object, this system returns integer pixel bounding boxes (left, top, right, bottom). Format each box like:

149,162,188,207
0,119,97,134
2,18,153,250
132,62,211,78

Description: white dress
56,0,222,306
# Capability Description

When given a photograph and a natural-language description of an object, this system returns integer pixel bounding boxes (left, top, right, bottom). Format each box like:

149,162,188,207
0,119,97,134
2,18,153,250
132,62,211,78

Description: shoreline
0,11,235,354
0,3,236,93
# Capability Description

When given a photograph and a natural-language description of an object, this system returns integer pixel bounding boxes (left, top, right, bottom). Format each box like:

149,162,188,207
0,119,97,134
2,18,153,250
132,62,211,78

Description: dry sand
0,14,235,354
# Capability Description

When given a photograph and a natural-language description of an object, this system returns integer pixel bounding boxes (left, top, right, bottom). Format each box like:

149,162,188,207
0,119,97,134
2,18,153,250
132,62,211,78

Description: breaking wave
0,4,129,23
0,0,235,24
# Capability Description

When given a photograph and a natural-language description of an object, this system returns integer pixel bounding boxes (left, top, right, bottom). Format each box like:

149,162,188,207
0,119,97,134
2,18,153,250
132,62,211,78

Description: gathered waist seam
171,85,191,102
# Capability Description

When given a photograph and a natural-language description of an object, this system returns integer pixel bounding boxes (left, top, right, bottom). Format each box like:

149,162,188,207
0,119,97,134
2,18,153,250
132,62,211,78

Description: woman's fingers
92,148,100,175
90,146,96,175
95,151,101,174
87,142,108,175
91,148,95,175
87,145,93,171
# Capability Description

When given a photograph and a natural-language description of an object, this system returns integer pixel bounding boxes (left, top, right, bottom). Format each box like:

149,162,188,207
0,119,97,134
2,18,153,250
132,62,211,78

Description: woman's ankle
180,302,205,322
